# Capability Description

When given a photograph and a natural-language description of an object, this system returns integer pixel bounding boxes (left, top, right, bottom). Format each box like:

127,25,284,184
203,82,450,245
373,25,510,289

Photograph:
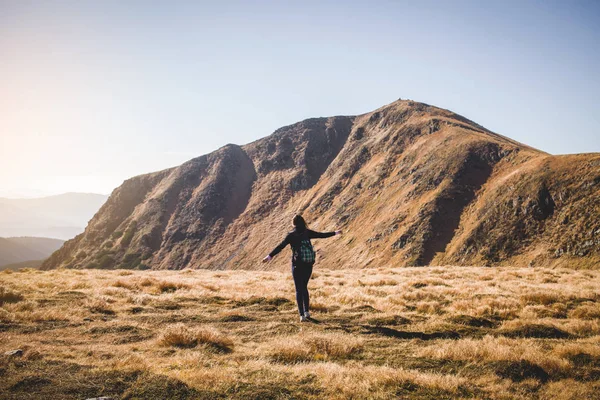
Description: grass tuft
158,324,233,352
86,298,116,315
269,333,362,363
570,303,600,319
0,286,24,305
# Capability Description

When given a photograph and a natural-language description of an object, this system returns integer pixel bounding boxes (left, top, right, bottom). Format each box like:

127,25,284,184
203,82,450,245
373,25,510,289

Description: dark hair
292,214,307,231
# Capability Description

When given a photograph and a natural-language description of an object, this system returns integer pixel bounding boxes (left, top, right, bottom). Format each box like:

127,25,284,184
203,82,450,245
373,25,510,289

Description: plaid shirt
298,239,315,263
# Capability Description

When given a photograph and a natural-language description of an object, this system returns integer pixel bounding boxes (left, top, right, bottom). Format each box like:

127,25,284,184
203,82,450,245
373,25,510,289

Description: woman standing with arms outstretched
263,215,341,322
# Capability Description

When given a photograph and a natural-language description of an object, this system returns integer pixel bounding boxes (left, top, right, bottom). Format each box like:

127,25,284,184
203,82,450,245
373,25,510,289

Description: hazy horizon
0,191,109,200
2,0,599,198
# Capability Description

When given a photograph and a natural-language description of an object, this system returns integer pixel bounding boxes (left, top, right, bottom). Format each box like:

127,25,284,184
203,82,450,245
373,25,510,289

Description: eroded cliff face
43,100,600,271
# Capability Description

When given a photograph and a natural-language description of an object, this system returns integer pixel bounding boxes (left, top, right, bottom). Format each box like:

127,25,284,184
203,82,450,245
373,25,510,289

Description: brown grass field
1,266,599,399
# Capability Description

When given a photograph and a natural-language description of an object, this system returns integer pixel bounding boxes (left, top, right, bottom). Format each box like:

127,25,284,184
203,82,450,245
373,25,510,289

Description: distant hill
0,193,108,240
0,259,44,271
0,237,64,267
42,99,600,271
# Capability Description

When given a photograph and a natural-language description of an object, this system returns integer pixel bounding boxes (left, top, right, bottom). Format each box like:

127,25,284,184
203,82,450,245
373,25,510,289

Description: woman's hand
335,230,342,236
262,255,272,263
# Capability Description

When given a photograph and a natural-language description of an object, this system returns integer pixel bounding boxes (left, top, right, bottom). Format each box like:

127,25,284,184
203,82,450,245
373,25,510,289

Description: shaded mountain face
42,100,600,271
0,193,108,240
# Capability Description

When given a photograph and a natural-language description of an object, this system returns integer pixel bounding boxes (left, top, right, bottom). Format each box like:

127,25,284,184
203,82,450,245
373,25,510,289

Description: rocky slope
43,100,600,270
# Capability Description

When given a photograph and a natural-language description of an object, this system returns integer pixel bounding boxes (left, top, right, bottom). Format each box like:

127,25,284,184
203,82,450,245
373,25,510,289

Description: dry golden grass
86,297,116,315
267,332,363,363
418,335,571,374
571,303,600,319
1,266,599,399
0,286,24,305
157,324,234,352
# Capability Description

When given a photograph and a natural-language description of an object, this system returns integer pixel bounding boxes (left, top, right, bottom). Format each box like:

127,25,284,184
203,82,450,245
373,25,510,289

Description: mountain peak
43,100,600,270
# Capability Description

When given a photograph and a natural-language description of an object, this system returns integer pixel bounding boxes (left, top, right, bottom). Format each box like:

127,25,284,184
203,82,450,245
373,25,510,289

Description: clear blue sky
1,0,599,197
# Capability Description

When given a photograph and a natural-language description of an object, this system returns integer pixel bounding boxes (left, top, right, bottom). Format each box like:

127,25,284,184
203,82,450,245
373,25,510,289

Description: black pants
292,262,313,316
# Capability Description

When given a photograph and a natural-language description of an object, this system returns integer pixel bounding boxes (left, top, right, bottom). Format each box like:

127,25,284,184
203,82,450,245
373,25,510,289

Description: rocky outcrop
42,100,600,270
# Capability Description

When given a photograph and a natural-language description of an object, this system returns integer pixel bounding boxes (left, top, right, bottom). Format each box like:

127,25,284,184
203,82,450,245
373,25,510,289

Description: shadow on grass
307,318,461,340
0,358,217,400
305,317,323,324
499,324,571,339
360,325,461,340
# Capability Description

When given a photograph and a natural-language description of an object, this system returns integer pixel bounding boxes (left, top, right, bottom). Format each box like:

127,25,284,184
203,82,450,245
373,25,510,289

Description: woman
263,215,341,322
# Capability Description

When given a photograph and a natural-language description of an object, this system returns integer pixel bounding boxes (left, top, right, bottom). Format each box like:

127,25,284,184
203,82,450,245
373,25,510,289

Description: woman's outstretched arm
308,229,342,239
264,234,291,262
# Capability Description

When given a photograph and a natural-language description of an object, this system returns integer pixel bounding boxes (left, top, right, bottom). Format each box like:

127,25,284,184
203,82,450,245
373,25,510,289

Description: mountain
0,193,108,240
0,237,64,268
42,100,600,271
0,259,45,271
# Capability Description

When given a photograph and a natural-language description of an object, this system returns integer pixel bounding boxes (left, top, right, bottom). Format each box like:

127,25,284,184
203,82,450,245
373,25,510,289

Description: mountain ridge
42,99,600,270
0,236,64,267
0,193,108,240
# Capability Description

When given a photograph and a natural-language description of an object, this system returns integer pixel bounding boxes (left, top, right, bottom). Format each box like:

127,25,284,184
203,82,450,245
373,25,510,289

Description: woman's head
292,214,307,231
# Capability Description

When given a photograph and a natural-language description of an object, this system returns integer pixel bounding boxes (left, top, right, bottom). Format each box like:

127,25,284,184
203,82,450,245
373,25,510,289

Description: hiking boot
304,311,311,319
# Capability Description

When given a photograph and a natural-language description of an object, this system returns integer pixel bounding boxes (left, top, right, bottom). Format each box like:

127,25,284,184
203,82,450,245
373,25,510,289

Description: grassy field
1,266,599,399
